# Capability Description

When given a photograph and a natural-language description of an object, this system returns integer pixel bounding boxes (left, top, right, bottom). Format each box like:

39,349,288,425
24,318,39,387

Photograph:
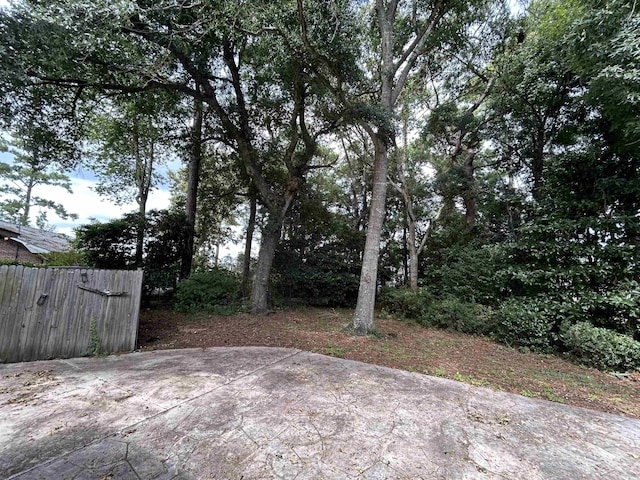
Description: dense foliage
375,0,640,371
75,209,186,292
174,268,240,314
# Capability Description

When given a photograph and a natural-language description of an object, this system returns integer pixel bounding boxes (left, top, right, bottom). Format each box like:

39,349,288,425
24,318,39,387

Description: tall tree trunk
133,120,147,269
353,138,388,334
352,0,448,333
180,98,203,279
462,149,477,230
135,201,146,268
251,212,282,314
407,219,419,290
240,193,257,298
402,221,408,286
21,176,34,226
532,130,545,200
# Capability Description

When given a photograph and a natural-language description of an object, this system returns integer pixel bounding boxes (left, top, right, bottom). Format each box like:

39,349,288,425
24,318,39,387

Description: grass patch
453,372,492,387
542,385,565,403
323,346,347,357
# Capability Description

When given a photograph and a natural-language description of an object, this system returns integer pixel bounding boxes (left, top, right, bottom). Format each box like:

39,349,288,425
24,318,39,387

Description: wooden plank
95,269,109,353
91,269,110,354
129,270,144,350
8,266,33,362
99,270,113,351
38,267,70,359
71,268,98,357
32,267,52,360
55,268,82,359
117,269,132,351
37,267,69,360
58,268,81,358
4,265,27,362
38,267,57,358
114,269,139,352
29,268,52,361
19,267,48,362
102,269,120,352
0,265,19,362
0,265,13,361
0,265,9,310
104,270,119,352
68,269,91,357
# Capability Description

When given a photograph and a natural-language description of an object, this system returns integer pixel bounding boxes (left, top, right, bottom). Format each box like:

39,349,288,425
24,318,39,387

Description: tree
1,0,357,313
491,0,640,345
86,91,178,266
181,96,203,279
338,0,501,333
487,2,577,200
0,145,76,228
75,209,186,291
170,144,243,271
0,89,78,227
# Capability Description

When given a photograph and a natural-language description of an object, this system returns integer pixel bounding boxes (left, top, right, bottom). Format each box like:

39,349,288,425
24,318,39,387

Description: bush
378,287,436,321
563,322,640,372
174,268,240,313
425,296,494,335
422,243,503,305
378,288,492,335
273,240,361,307
492,299,557,353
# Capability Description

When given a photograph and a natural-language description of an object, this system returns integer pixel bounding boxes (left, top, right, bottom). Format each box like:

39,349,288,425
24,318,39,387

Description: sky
0,148,174,237
0,148,244,261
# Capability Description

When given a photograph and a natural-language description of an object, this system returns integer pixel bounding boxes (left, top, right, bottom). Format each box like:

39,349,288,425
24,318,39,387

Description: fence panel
0,266,143,363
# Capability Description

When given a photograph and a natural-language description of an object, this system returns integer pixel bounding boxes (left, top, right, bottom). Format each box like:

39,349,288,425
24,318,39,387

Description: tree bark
407,218,419,290
133,120,147,269
532,130,545,200
353,138,388,334
402,221,408,286
462,149,477,230
251,212,282,314
180,98,203,279
240,193,256,298
21,176,34,226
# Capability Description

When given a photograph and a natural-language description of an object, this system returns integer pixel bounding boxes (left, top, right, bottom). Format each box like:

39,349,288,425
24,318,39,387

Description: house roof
0,220,71,254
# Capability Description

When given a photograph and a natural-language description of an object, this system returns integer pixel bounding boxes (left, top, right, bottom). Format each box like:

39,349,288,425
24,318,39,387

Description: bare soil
138,307,640,419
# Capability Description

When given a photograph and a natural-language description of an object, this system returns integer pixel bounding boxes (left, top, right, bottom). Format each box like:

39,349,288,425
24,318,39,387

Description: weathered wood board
0,266,143,363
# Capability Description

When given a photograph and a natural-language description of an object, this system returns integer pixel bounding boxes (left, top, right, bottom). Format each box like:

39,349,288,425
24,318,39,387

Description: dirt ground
137,307,640,419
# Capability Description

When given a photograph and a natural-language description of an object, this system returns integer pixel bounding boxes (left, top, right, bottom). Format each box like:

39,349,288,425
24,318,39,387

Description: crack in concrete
6,349,302,480
5,349,640,480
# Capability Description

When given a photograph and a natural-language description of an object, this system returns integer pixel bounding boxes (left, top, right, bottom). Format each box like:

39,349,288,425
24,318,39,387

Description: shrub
563,322,640,372
174,268,240,313
378,288,492,335
492,299,557,353
425,296,494,335
378,287,436,321
273,240,361,307
422,243,503,305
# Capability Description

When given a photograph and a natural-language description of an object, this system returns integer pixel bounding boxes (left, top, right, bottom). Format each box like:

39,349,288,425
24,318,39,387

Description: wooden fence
0,265,143,363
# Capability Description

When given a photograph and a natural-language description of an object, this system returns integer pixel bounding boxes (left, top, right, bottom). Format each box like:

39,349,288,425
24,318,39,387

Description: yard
138,307,640,419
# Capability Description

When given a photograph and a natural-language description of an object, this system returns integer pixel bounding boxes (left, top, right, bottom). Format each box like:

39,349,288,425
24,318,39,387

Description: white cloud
32,179,172,237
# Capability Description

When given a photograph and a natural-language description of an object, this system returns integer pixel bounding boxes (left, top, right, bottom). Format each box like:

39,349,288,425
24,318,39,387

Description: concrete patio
1,347,639,479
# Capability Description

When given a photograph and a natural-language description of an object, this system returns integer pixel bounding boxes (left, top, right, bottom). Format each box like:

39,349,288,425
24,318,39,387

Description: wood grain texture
0,266,144,362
